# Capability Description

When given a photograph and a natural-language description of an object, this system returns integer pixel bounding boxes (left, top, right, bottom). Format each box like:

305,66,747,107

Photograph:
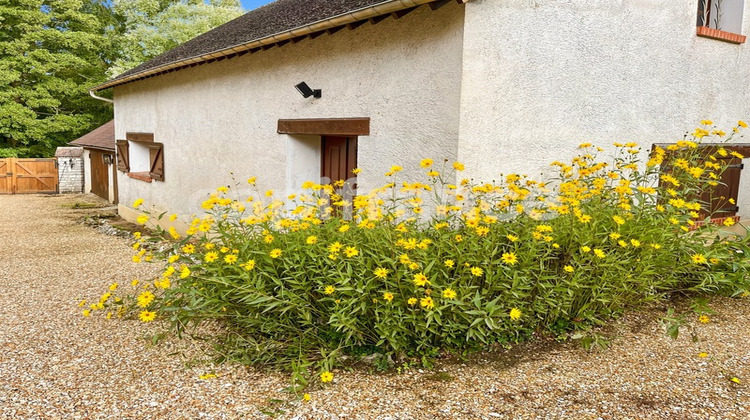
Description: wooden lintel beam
126,132,154,143
278,118,371,136
393,7,418,19
429,0,452,10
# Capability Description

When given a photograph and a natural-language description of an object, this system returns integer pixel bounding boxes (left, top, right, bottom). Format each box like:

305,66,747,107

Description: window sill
127,172,153,183
696,26,746,44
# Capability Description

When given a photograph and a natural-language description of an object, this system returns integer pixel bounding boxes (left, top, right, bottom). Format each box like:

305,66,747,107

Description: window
116,133,164,182
696,0,746,43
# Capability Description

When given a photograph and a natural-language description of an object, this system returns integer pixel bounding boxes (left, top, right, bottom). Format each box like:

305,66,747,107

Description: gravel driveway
0,194,748,419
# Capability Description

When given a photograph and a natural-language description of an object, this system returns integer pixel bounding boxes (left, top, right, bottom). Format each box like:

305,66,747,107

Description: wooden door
701,156,742,217
321,136,357,185
12,159,58,194
0,159,11,194
90,150,109,200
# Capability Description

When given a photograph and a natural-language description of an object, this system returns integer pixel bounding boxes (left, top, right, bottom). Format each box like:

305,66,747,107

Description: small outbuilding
69,121,118,203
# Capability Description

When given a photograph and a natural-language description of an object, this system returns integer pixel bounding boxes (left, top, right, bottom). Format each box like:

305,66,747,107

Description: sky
240,0,273,11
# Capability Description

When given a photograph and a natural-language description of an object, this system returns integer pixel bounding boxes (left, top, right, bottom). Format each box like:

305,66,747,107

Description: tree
108,0,243,77
0,0,114,157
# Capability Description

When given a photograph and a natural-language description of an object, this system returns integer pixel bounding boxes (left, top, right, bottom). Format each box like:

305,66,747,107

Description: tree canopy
0,0,243,157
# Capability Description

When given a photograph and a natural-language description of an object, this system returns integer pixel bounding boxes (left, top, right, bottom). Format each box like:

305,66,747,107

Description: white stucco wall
113,3,465,219
82,149,92,194
458,0,750,218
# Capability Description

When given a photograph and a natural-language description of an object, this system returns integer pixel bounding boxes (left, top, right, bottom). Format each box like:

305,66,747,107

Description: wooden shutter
148,143,164,181
115,140,129,172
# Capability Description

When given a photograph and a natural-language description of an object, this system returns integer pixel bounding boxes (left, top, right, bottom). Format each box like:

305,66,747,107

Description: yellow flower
563,265,574,273
339,224,350,233
630,239,641,248
506,234,519,242
269,249,282,259
470,266,484,277
82,309,91,317
138,310,156,323
383,292,394,302
692,254,708,264
413,273,430,287
738,120,748,128
328,242,343,253
324,285,335,295
509,308,522,321
373,267,389,279
581,246,591,253
132,198,144,208
224,254,238,264
320,371,334,383
265,190,274,197
204,251,219,263
594,249,606,259
344,246,359,257
442,288,457,300
698,315,710,324
137,291,155,308
698,352,708,358
700,119,713,126
723,218,735,227
444,259,455,268
180,266,191,279
453,161,465,171
420,158,433,168
420,296,435,310
612,215,625,225
609,232,621,240
303,393,311,402
306,235,318,244
352,167,362,175
408,297,417,306
264,235,274,243
730,377,741,384
108,283,118,291
501,252,518,266
136,214,149,225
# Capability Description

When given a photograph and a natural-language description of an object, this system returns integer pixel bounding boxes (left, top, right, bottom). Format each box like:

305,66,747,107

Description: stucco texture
113,4,465,218
458,0,750,218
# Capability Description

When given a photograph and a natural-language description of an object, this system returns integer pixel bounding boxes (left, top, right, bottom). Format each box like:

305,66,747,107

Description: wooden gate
0,158,58,194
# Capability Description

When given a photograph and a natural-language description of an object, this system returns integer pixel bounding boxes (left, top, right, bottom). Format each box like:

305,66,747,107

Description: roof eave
91,0,458,92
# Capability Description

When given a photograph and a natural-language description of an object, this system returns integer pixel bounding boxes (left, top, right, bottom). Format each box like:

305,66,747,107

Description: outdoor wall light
295,81,322,99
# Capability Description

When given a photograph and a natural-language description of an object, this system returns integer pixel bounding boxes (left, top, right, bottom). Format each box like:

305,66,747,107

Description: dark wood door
701,156,742,217
90,150,109,200
321,136,357,184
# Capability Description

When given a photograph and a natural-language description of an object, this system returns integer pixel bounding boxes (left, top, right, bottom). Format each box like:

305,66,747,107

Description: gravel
0,194,747,419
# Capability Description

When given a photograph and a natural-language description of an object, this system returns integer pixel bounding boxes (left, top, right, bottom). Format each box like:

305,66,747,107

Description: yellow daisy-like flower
453,161,465,171
723,218,735,227
581,246,591,253
224,254,238,264
501,252,518,266
339,224,350,233
82,310,91,317
303,393,311,402
407,297,417,306
442,288,457,300
509,308,522,321
420,296,435,310
136,214,149,225
506,234,519,242
320,371,334,383
352,167,362,175
108,283,118,291
241,260,256,271
132,198,144,208
630,239,641,248
180,266,191,279
413,273,430,287
698,352,708,358
383,292,394,302
470,266,483,277
204,251,219,263
420,158,433,168
306,235,318,244
594,249,606,259
698,315,710,324
609,232,621,240
738,120,748,128
182,244,195,254
138,310,156,323
324,285,335,295
269,249,282,259
137,290,155,308
612,215,625,225
344,246,359,257
563,265,574,273
444,259,455,268
692,254,708,264
373,267,389,279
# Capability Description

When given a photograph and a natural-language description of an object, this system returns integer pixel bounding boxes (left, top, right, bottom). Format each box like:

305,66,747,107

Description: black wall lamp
295,81,322,99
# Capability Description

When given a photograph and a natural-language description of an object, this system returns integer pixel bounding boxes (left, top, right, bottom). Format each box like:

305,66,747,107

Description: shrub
83,122,750,384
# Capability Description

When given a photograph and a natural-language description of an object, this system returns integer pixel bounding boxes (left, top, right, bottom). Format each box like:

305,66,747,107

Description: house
69,121,118,203
90,0,750,227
